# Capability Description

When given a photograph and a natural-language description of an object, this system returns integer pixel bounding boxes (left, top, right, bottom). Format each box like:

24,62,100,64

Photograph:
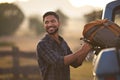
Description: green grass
70,61,94,80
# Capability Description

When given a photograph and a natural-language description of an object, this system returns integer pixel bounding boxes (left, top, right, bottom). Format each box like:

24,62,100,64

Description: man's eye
51,20,56,23
45,21,49,24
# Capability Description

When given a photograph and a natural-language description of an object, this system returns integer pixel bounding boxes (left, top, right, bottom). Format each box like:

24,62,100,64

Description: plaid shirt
37,34,79,80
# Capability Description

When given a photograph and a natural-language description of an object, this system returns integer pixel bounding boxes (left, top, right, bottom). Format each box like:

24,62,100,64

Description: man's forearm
76,43,92,65
64,43,92,66
64,52,79,65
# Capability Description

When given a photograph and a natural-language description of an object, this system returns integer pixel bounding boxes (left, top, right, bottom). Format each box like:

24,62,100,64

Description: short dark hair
43,11,59,21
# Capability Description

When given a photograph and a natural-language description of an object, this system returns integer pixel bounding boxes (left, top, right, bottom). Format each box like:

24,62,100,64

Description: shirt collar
44,34,64,44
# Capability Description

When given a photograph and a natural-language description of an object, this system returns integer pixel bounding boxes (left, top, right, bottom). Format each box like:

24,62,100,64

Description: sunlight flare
68,0,115,8
0,0,28,3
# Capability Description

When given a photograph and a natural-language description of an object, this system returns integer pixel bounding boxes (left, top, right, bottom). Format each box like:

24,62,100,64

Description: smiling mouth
47,27,58,34
49,27,54,31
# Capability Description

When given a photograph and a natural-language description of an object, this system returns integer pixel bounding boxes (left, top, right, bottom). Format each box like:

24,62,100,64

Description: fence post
12,46,20,80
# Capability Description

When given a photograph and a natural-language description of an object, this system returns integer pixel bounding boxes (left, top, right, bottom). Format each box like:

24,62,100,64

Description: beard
46,26,58,35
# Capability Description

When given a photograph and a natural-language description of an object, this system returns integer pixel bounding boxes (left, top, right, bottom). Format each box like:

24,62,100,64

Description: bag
82,19,120,48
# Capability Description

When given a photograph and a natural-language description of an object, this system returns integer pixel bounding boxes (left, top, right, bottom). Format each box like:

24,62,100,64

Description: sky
0,0,115,18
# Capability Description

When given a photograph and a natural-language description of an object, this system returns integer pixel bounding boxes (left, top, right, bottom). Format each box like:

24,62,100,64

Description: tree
84,10,103,23
0,3,24,36
56,9,69,34
56,9,68,26
28,15,44,35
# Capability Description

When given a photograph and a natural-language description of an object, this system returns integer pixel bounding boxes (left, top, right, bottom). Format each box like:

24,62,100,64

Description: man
36,11,92,80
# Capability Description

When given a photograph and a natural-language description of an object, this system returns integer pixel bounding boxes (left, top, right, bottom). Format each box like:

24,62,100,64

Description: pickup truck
93,0,120,80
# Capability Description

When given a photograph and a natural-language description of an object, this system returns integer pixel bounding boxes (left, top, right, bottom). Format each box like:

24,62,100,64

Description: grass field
70,61,94,80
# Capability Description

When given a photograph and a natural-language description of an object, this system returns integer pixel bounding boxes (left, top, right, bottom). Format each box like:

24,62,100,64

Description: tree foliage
56,9,69,34
84,10,103,23
28,16,44,35
0,3,24,36
56,9,68,26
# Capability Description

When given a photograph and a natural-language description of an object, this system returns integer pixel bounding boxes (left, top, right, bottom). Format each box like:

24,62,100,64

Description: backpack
82,19,120,48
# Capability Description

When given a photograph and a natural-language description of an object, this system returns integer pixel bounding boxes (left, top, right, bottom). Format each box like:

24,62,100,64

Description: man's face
43,15,60,35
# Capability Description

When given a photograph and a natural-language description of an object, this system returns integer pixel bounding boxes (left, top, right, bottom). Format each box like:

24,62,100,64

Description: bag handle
83,19,108,36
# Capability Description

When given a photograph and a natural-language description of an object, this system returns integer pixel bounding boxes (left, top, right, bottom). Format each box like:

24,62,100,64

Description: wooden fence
0,46,41,80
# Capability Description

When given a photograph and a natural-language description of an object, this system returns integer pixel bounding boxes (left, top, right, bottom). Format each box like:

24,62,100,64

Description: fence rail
0,46,41,80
